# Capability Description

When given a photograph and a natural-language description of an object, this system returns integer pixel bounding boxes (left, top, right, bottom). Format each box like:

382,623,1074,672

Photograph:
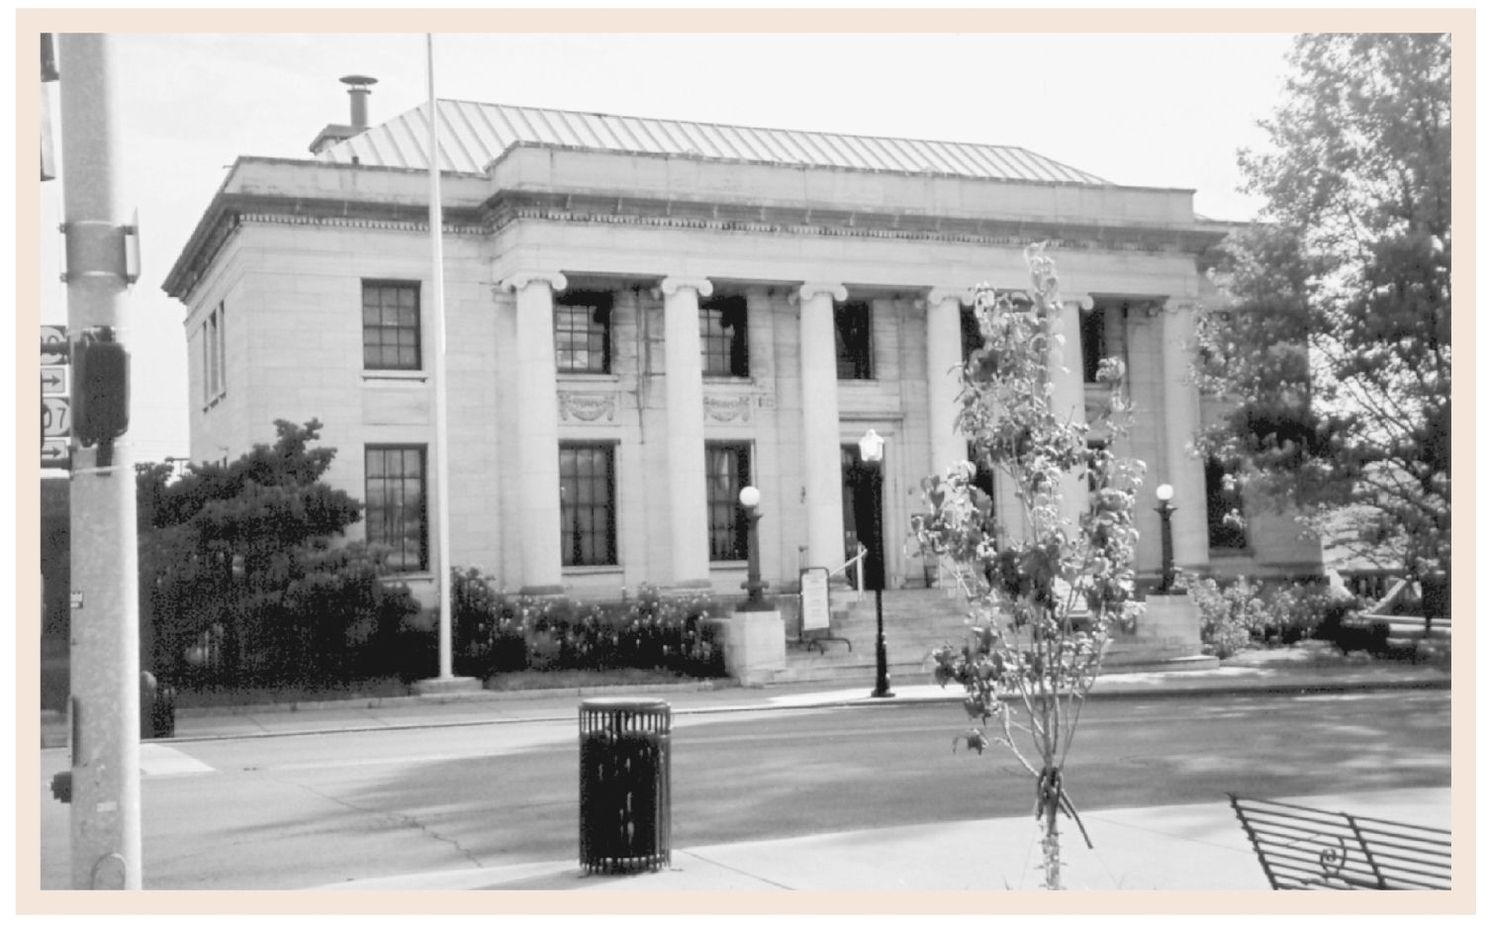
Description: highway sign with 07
42,395,70,438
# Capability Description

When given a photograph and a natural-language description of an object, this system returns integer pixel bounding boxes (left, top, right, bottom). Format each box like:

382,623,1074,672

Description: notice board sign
799,567,830,631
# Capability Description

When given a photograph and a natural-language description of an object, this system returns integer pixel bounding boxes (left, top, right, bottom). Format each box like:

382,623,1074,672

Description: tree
139,419,417,686
1194,34,1451,598
914,247,1145,889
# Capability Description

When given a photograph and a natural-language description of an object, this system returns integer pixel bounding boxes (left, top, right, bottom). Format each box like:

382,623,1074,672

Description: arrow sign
41,438,70,468
41,365,67,395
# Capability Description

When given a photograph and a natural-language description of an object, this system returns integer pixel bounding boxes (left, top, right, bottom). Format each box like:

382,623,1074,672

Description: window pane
365,446,428,572
559,443,617,566
363,282,421,371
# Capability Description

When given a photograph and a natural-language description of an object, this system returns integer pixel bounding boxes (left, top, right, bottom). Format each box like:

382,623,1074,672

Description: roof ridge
329,97,1112,186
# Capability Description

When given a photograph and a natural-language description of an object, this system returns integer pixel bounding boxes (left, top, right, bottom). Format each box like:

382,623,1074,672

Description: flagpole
426,33,454,681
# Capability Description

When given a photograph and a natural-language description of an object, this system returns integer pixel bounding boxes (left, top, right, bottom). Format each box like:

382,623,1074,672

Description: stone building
163,87,1322,612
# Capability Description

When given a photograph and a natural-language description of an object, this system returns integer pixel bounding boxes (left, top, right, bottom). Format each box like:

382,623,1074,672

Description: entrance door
840,445,885,591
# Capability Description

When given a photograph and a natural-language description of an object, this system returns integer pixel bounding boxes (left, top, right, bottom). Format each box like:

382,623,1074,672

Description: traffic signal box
72,328,129,448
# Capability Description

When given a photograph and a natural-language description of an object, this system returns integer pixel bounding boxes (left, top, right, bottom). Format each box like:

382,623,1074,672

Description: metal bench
1229,794,1451,890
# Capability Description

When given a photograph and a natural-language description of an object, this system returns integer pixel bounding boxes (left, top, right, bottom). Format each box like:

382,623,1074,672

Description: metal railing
829,543,869,602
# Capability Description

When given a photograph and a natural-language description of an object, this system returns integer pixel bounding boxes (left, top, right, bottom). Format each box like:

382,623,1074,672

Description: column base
412,676,485,697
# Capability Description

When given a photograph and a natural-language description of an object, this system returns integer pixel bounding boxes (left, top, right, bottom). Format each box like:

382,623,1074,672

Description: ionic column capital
1060,292,1094,313
500,271,568,294
925,287,967,309
794,282,848,306
660,276,714,300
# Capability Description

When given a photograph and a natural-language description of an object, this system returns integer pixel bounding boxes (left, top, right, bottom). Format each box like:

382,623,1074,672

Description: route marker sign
42,395,71,439
40,325,73,470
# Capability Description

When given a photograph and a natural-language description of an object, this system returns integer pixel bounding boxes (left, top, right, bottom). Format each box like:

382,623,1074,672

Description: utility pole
58,32,143,890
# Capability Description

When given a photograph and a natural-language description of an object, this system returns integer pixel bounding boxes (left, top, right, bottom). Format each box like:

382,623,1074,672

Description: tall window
960,302,984,363
555,291,613,374
363,281,421,371
1081,303,1109,383
700,294,749,377
835,300,873,380
202,301,226,405
560,443,617,566
365,446,428,572
968,442,997,522
1205,456,1248,550
706,442,753,561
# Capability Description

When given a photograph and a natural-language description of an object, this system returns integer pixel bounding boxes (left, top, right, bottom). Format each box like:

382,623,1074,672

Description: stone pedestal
721,610,787,686
1103,593,1208,670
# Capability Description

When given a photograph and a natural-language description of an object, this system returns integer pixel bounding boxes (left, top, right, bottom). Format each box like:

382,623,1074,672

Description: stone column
1051,292,1092,522
661,275,714,588
1123,305,1167,577
796,282,848,571
925,288,965,481
502,271,567,594
1161,299,1209,572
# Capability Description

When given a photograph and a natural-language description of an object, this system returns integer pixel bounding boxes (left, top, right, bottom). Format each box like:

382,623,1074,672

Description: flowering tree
913,247,1145,889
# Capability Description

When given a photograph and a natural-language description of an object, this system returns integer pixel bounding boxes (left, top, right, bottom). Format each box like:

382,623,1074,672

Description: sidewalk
39,650,1451,748
311,786,1452,892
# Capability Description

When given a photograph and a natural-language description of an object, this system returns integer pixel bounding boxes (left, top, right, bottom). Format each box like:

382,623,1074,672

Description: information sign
799,567,831,631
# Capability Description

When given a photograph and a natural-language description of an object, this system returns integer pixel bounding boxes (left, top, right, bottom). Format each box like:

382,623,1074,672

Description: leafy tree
914,247,1145,889
139,419,417,686
1194,34,1451,599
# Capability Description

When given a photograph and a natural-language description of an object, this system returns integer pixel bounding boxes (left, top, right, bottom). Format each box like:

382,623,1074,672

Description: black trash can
578,697,671,874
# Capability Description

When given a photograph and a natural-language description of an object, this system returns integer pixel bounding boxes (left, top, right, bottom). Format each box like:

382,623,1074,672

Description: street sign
41,439,70,469
41,364,67,395
41,325,69,364
42,395,70,439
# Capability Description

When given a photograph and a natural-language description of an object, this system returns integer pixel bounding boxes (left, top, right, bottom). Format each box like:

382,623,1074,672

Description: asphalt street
38,687,1451,890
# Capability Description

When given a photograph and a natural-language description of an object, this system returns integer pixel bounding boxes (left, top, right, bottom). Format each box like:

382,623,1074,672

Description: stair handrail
828,543,869,602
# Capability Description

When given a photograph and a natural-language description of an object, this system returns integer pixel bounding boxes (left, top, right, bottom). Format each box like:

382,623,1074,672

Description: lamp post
858,429,894,699
1155,483,1176,594
738,486,770,610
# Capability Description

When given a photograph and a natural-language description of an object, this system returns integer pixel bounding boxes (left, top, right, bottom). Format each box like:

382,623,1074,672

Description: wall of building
173,153,1322,606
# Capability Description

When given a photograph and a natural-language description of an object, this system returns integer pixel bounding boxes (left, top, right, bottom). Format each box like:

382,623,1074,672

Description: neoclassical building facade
164,97,1321,605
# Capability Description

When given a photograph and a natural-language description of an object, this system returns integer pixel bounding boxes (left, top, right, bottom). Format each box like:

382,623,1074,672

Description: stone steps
770,589,1215,685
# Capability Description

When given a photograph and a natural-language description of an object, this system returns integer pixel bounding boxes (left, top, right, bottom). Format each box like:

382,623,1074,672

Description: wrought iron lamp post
1155,483,1176,594
858,429,894,698
738,486,770,610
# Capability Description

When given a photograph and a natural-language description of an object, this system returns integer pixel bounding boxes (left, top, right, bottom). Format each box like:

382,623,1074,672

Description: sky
32,28,1302,464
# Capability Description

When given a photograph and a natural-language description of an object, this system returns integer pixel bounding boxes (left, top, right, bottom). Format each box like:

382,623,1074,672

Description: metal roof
315,100,1111,186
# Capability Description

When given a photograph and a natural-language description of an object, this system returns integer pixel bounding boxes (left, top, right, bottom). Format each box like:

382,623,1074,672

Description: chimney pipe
341,75,377,129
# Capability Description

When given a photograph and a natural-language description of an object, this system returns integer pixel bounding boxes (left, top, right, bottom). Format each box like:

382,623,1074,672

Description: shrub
1183,575,1361,658
449,570,726,678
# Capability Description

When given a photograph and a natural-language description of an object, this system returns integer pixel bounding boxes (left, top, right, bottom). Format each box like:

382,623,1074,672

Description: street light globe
739,485,761,509
858,428,885,463
1155,483,1175,502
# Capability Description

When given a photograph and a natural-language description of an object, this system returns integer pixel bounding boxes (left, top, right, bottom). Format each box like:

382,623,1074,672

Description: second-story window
835,300,873,380
363,281,421,371
555,291,613,374
700,294,749,377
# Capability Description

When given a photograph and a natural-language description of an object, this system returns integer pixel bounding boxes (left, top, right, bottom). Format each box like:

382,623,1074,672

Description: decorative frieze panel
558,391,619,422
704,394,753,423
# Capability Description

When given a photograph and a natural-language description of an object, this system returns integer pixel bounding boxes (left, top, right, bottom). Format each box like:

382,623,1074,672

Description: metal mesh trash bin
579,697,671,874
